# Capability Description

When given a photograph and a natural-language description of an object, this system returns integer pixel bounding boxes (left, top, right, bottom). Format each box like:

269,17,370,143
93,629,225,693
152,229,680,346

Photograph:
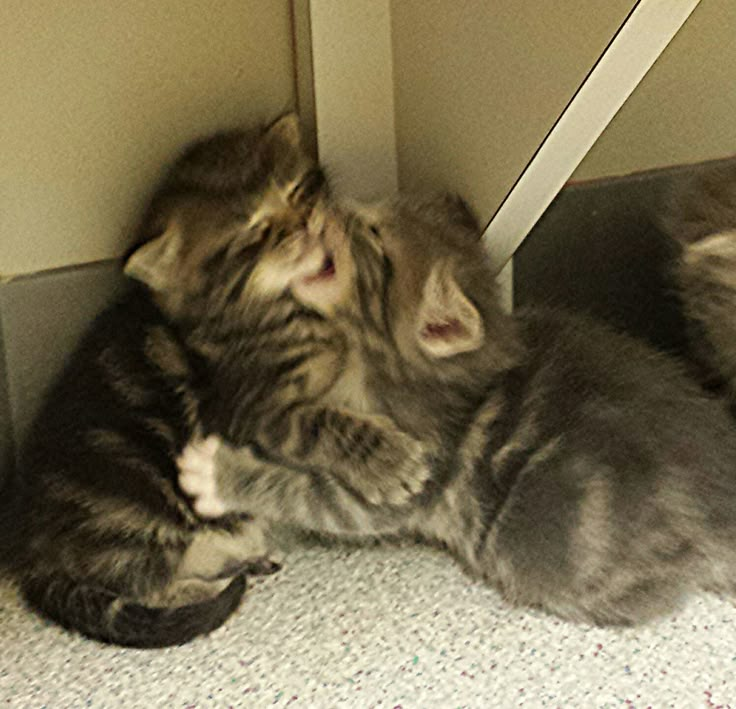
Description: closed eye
232,240,264,262
226,221,271,260
363,222,384,254
290,168,326,204
382,253,394,284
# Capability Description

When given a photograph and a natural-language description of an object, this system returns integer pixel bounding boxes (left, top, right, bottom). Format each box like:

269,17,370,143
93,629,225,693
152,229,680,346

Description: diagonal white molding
482,0,701,281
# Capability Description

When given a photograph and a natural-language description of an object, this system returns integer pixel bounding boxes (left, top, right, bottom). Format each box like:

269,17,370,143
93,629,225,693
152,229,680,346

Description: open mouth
303,253,335,283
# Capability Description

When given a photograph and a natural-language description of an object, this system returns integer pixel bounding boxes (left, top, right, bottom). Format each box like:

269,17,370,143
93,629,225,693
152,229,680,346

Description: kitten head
124,114,345,326
660,162,736,246
316,194,522,382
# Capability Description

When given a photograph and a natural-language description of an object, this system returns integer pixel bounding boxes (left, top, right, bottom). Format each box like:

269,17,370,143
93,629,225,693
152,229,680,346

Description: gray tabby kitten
2,115,423,647
662,162,736,401
180,194,736,626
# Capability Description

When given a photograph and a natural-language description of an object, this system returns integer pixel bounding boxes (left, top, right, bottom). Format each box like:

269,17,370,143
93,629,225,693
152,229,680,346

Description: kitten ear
416,261,484,358
263,112,302,150
439,193,480,233
124,227,181,292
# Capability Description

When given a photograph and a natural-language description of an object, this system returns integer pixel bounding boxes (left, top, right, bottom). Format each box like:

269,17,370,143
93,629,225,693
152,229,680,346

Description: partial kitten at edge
661,160,736,398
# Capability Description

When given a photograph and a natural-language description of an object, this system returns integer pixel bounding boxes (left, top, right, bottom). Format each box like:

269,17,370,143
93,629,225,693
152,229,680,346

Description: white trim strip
302,0,398,200
482,0,701,276
495,260,513,314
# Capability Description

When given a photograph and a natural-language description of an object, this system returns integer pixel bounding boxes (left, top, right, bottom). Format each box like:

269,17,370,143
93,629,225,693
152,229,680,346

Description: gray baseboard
0,260,125,475
0,312,13,486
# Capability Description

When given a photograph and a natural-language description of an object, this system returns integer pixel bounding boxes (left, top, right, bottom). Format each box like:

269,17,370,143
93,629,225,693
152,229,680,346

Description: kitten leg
177,522,283,580
178,435,407,537
260,406,431,506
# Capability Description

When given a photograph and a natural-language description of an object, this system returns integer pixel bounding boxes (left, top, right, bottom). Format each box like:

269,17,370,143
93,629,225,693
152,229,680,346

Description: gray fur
183,194,736,626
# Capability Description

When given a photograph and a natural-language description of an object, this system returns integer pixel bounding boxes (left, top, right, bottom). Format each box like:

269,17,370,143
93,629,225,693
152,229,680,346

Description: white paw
178,435,228,518
356,435,430,507
397,439,432,498
380,437,431,506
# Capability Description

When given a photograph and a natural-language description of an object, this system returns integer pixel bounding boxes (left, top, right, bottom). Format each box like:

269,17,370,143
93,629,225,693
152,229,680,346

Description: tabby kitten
3,115,423,647
662,162,736,401
180,194,736,626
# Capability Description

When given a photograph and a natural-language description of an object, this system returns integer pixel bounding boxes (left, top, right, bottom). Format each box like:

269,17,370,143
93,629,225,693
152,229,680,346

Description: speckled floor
1,542,735,708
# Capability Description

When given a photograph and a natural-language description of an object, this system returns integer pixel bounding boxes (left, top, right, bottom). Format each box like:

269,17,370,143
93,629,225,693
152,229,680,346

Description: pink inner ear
421,319,464,340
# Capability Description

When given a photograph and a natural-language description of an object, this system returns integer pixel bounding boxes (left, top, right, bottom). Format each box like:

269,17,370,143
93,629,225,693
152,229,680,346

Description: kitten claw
244,558,282,576
361,435,431,506
391,439,432,503
178,435,229,518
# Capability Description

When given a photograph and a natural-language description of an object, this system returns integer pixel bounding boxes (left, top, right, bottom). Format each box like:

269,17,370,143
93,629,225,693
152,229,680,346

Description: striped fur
2,114,374,646
182,193,736,626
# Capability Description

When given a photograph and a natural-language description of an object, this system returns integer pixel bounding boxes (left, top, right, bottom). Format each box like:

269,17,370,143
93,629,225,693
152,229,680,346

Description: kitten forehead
246,179,301,227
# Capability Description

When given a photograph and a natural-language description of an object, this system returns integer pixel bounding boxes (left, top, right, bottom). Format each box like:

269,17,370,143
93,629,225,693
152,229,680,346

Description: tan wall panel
390,0,637,225
574,0,736,181
1,0,294,276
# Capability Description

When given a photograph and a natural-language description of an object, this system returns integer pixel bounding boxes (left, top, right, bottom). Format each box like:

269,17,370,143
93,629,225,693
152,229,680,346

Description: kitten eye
290,169,325,203
382,253,394,282
361,221,386,257
228,224,269,262
259,222,272,240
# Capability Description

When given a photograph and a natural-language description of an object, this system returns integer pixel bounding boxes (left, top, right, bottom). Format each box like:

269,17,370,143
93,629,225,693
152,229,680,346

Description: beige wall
574,0,736,181
6,1,727,275
1,0,295,277
390,0,637,226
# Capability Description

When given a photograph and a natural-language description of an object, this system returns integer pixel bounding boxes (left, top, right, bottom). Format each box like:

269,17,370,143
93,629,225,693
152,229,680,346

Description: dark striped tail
21,573,246,648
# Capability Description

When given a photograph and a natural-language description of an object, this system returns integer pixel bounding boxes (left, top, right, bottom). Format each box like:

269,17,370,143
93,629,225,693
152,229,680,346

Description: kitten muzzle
302,253,336,283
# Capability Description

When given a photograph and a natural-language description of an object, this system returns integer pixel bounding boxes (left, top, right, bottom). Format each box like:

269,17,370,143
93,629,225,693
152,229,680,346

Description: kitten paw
356,423,431,506
178,435,229,518
397,437,432,497
377,435,431,506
